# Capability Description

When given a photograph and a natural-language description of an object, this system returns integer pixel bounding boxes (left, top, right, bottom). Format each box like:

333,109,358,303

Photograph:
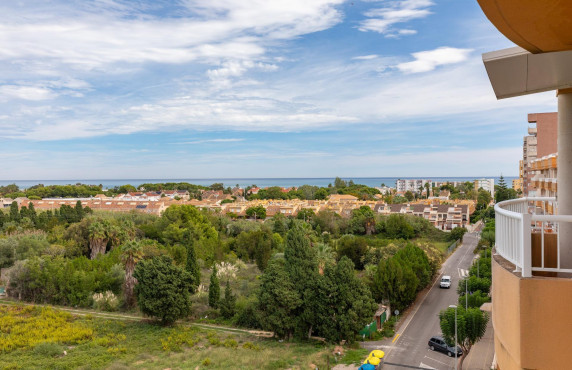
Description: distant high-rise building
395,179,431,193
474,178,494,198
522,113,558,196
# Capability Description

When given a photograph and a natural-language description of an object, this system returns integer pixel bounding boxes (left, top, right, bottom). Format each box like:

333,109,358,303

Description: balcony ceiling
477,0,572,53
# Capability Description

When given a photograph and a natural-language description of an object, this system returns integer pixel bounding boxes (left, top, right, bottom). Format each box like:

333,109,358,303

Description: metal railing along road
495,197,572,277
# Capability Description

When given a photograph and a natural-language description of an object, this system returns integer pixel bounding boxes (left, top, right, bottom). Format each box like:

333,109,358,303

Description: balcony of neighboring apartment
493,197,572,369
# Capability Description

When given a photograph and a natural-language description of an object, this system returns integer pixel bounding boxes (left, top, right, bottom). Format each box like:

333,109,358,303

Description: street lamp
449,304,458,370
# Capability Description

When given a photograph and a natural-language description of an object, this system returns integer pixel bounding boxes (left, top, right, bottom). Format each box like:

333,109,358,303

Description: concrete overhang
477,0,572,54
482,47,572,99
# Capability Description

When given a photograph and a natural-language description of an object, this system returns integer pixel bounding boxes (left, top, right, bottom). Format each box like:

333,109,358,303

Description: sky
0,0,557,180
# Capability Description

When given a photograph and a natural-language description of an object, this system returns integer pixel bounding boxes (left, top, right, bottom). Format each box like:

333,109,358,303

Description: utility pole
449,305,458,370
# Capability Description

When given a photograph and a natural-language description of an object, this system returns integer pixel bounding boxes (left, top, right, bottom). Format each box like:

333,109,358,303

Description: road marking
392,333,401,343
423,355,451,367
385,267,445,359
419,363,437,369
458,268,469,278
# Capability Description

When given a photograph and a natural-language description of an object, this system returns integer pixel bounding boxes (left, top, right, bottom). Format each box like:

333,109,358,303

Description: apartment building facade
479,1,572,368
396,179,431,193
474,178,495,198
522,113,558,196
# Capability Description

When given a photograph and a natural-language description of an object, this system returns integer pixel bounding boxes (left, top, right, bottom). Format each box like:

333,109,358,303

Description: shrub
0,306,93,353
92,291,120,312
33,342,63,357
234,298,262,329
202,358,212,366
242,341,261,351
134,256,194,325
223,338,238,349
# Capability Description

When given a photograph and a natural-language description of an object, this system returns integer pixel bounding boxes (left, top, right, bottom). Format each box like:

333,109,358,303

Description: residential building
530,153,558,213
479,2,572,368
522,112,558,196
474,178,494,198
512,178,523,193
396,179,431,193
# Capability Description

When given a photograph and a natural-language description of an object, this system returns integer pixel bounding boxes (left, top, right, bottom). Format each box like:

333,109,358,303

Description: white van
440,275,451,289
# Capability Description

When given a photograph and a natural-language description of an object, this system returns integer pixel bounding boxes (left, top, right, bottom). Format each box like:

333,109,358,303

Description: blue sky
0,0,556,179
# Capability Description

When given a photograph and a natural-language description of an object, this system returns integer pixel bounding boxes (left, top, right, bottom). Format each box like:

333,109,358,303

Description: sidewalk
463,311,495,369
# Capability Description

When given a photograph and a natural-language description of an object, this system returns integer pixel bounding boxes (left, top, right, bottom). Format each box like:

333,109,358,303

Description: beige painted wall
493,256,572,369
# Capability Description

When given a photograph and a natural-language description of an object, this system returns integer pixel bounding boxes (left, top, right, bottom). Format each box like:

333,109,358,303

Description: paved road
375,232,482,369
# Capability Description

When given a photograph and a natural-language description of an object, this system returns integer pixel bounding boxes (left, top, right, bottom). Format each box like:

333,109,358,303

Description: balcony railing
495,197,572,277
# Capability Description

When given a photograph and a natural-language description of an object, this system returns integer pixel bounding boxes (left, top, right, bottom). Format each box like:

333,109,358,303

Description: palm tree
121,240,143,308
315,243,335,275
88,219,110,259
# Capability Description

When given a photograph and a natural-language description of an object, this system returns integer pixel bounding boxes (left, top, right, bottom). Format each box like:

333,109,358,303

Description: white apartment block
396,179,431,193
474,178,495,198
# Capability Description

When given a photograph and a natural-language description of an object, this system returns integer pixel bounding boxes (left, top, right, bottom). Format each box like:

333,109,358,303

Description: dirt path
0,298,273,337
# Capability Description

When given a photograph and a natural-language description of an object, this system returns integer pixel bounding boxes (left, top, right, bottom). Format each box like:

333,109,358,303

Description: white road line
423,355,451,367
420,362,437,369
385,266,447,358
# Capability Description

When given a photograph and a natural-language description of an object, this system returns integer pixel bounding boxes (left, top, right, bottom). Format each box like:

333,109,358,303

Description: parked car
428,336,463,357
440,275,451,289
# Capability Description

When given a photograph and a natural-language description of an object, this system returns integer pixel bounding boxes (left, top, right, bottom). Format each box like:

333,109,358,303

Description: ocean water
0,177,518,190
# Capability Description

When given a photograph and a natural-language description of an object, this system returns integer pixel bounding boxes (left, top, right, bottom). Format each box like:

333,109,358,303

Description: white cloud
177,138,245,144
396,47,473,73
352,54,378,60
358,0,433,36
0,1,344,70
0,85,56,101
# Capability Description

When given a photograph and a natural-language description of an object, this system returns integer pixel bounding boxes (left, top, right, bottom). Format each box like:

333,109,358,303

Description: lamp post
465,280,468,309
449,304,458,370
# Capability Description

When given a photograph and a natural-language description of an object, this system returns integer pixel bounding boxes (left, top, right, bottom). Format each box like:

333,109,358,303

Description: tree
134,256,193,325
481,230,495,248
284,227,319,338
349,206,376,235
404,191,415,201
185,243,201,287
314,243,335,274
117,184,137,194
384,214,415,239
245,205,266,220
88,219,115,259
121,240,143,308
449,227,468,242
458,290,490,309
372,257,419,312
220,280,236,319
208,264,220,309
297,208,315,223
439,306,489,369
334,177,347,189
258,259,301,339
75,200,85,222
9,201,20,223
337,235,368,270
457,275,492,295
476,189,492,210
317,257,378,343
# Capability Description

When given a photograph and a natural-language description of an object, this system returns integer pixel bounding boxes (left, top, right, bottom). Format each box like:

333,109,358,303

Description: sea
0,177,518,190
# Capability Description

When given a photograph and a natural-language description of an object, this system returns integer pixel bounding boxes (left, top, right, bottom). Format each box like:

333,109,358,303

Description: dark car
428,336,463,357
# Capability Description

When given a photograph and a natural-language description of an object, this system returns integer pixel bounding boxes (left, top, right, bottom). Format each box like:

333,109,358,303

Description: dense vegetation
1,304,351,369
0,178,466,353
438,218,493,368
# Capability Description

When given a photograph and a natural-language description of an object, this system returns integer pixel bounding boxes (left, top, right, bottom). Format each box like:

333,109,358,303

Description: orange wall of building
493,256,572,369
528,112,558,157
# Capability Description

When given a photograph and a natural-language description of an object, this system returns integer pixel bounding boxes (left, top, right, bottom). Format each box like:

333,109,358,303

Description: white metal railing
495,197,572,277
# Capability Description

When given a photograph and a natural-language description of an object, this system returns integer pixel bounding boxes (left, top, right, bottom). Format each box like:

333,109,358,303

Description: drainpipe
558,89,572,270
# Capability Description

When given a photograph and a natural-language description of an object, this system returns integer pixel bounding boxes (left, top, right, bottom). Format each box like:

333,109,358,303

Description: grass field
0,304,362,370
